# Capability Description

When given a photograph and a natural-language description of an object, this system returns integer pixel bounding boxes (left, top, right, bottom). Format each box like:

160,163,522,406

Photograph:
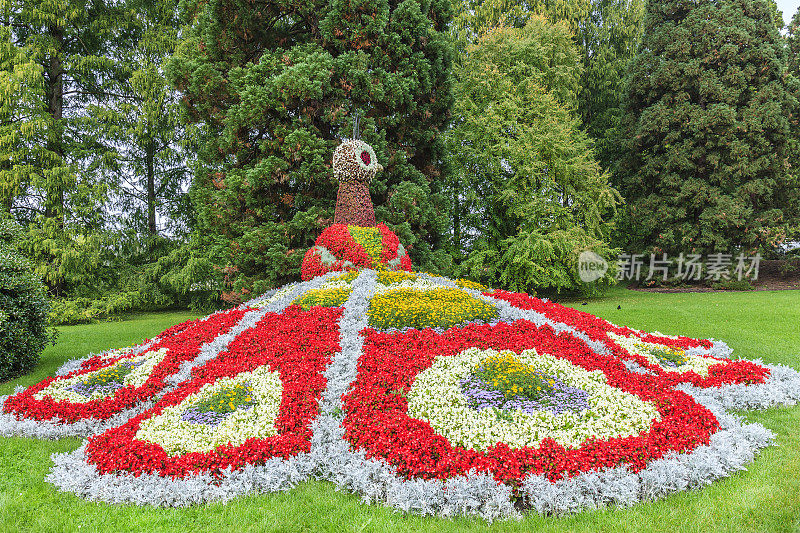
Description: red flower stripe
3,309,249,423
342,321,719,489
84,306,342,478
76,319,200,373
489,291,768,387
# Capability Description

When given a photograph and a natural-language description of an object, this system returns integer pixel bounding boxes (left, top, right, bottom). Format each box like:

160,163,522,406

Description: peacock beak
376,163,384,173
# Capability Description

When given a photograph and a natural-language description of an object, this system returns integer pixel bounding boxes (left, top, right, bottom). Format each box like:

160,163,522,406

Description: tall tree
101,0,193,238
168,0,455,296
446,18,620,294
0,0,124,292
449,0,645,170
577,0,644,169
617,0,800,256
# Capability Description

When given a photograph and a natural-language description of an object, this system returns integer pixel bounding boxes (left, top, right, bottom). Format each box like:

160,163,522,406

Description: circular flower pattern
408,347,660,451
342,319,721,485
135,365,283,456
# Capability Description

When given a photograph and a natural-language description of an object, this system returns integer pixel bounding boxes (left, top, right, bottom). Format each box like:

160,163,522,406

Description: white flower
35,348,169,403
406,347,660,451
134,365,283,456
609,332,721,377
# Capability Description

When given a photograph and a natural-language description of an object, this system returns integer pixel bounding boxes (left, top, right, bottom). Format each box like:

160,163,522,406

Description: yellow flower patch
348,226,384,268
376,270,417,285
368,288,498,330
293,287,352,310
454,278,493,292
329,271,360,284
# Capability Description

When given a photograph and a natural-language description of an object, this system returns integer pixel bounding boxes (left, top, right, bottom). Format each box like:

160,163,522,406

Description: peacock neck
333,180,376,227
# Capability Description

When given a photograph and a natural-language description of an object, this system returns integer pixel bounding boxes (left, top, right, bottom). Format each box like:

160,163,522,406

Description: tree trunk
44,24,64,231
146,140,157,235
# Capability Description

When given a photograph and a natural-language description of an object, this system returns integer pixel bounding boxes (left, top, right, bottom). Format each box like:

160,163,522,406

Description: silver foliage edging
23,271,800,518
47,443,314,508
521,393,775,515
44,272,343,503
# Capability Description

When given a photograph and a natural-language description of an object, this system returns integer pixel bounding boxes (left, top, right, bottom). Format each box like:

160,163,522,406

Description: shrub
0,217,55,380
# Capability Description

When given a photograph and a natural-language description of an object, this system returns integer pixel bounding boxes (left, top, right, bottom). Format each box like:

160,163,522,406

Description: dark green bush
0,216,55,381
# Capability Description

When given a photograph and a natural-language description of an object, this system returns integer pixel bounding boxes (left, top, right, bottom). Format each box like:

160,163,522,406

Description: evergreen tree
102,0,193,237
577,0,645,169
167,0,455,297
446,18,620,295
0,0,125,293
617,0,800,256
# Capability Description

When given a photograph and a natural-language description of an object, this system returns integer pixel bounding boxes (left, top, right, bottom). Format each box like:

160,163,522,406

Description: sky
777,0,800,25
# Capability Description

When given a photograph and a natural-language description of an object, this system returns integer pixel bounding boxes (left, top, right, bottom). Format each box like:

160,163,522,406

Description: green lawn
1,289,799,533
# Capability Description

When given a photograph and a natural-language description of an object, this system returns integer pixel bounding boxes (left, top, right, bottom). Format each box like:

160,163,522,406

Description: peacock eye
360,150,371,166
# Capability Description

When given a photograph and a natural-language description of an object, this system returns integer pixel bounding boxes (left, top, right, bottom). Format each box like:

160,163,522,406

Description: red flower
3,308,249,423
83,306,342,477
341,321,719,488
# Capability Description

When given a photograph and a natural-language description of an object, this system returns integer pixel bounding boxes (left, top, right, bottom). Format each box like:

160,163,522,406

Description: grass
1,289,799,533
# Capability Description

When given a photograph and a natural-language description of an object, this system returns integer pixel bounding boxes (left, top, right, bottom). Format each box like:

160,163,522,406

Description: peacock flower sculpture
1,136,799,520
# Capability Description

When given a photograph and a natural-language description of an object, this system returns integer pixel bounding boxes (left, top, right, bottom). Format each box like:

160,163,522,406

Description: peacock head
332,139,383,184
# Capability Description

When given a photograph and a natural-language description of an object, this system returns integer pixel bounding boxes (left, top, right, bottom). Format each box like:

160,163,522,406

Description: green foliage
617,0,800,257
168,0,455,297
577,0,645,169
445,18,620,295
99,0,194,237
0,216,54,380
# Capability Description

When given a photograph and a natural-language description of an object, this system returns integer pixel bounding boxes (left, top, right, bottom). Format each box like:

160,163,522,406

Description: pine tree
617,0,800,257
167,0,455,296
446,18,621,294
0,0,126,293
102,0,193,237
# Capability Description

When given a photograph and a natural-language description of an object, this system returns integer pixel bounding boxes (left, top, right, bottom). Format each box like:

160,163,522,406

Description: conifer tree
447,18,620,295
168,0,454,295
617,0,800,256
0,0,126,292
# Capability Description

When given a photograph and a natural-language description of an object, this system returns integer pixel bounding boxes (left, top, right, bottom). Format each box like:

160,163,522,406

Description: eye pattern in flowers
135,365,283,456
407,347,660,451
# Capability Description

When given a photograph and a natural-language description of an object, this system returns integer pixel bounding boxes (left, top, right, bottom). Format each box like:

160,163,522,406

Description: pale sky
777,0,800,26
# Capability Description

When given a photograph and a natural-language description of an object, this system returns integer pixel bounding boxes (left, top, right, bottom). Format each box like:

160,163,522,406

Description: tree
446,18,621,295
0,0,126,293
167,0,455,296
449,0,646,171
100,0,193,238
577,0,645,169
617,0,800,257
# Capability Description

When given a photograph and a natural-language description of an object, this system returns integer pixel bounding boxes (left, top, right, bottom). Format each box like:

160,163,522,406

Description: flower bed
2,308,248,423
489,290,769,387
83,305,341,477
341,321,719,488
301,224,412,280
4,268,797,517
